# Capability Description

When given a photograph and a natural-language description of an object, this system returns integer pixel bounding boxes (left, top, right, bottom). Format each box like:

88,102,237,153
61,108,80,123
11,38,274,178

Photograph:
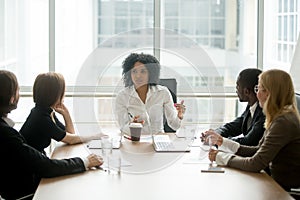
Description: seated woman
20,72,104,155
115,53,185,136
203,69,300,191
0,70,103,199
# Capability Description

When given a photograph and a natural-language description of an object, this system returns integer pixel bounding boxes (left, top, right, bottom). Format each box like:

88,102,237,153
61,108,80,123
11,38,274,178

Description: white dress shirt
2,117,15,127
249,102,258,118
115,85,181,135
216,138,240,165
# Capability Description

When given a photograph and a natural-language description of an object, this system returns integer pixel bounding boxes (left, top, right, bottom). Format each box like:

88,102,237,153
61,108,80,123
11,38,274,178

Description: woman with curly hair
115,53,185,136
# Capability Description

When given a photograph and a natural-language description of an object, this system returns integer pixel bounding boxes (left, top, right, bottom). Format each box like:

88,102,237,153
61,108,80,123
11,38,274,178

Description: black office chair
289,188,300,200
159,78,177,133
289,94,300,199
16,194,34,200
295,93,300,114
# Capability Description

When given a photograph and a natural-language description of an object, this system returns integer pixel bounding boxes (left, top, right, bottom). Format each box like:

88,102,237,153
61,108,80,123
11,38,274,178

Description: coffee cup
129,123,143,141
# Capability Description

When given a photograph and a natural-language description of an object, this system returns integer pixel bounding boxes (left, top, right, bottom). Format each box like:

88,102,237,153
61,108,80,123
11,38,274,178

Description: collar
1,117,15,127
249,102,258,118
128,85,164,98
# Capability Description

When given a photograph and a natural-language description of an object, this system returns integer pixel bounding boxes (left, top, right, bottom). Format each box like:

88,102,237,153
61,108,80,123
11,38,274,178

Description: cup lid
129,123,143,128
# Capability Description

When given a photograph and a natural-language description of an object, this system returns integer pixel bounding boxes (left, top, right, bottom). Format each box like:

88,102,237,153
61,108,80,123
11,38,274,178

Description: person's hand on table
208,148,218,162
200,129,223,147
87,154,104,169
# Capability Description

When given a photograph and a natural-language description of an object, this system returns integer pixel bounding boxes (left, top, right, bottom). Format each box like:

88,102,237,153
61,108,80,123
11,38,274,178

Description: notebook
152,135,191,152
87,136,121,149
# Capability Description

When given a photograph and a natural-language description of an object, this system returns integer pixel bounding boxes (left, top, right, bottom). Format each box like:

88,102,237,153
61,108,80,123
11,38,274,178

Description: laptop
152,134,191,152
87,136,122,149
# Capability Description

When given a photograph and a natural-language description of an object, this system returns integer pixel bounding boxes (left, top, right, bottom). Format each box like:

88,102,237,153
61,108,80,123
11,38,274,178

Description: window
264,0,300,91
1,0,300,128
0,0,49,86
264,0,299,67
0,0,49,126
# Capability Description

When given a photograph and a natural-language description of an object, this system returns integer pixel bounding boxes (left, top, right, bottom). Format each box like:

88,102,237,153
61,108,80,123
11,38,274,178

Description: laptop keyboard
155,141,175,150
154,135,175,150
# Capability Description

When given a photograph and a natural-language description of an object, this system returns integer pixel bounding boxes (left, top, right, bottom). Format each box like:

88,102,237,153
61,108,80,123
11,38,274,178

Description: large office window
1,0,299,130
264,0,299,69
160,0,257,124
264,0,300,91
0,0,49,128
66,0,257,127
0,0,49,85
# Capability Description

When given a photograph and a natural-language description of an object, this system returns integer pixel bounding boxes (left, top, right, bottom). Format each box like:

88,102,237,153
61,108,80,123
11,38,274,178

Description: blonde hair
259,69,300,129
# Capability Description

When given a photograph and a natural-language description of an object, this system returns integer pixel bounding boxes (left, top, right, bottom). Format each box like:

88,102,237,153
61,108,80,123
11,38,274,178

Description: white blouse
115,85,181,135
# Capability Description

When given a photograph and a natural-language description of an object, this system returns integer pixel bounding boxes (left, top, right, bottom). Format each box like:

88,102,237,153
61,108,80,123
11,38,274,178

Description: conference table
33,133,293,200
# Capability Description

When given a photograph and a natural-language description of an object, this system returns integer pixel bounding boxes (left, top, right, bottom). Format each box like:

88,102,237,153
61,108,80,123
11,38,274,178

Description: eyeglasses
254,85,265,93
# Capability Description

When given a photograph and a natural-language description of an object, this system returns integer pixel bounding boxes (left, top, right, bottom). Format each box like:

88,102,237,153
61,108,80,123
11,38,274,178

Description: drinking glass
208,135,217,166
184,125,197,144
101,136,113,171
108,154,121,175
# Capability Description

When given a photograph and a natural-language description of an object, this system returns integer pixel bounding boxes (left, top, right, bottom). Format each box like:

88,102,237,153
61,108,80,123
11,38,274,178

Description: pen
128,112,133,119
95,166,107,171
123,135,132,141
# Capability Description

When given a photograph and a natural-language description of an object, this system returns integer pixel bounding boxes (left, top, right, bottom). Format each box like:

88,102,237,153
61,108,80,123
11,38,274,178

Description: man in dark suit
213,68,265,146
0,70,103,200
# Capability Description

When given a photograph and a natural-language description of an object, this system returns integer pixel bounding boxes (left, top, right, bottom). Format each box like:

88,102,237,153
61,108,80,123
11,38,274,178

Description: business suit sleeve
8,128,85,178
227,114,298,172
216,113,245,138
217,106,265,146
231,112,265,145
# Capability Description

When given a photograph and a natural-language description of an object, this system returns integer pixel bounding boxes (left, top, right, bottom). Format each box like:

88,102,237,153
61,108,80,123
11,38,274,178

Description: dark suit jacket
0,118,85,200
216,103,265,146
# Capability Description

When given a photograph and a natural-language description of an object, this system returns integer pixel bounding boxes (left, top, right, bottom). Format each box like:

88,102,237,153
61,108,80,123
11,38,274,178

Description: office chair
0,193,34,200
289,188,300,200
159,78,177,133
295,93,300,114
284,94,300,199
16,194,34,200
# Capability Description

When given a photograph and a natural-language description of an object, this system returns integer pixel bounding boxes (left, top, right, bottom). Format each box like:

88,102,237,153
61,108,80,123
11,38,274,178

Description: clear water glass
101,136,113,171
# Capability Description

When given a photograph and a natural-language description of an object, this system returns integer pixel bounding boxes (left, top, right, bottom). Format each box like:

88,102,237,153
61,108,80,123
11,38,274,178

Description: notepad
87,136,121,149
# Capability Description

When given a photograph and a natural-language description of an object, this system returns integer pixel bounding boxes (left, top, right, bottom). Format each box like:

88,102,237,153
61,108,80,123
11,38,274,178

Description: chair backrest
159,78,177,132
296,93,300,114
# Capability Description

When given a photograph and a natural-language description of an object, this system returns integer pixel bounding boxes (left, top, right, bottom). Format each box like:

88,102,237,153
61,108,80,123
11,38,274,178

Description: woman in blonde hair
20,72,105,155
203,69,300,191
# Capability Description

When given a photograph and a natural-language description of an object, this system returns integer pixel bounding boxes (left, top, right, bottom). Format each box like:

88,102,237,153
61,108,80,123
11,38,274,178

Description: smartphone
201,166,225,173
